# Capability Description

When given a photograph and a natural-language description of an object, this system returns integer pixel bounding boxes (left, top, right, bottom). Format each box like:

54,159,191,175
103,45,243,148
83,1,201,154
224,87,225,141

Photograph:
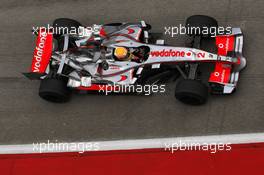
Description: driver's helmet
114,47,130,60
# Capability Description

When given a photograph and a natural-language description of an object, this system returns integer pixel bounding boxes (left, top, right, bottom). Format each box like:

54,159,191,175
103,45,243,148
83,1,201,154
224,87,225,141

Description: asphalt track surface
0,0,263,145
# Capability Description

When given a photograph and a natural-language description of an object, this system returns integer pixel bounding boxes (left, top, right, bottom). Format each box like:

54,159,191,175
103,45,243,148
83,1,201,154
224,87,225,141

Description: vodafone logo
218,43,224,48
150,49,186,57
214,72,220,77
216,36,234,56
218,38,229,53
33,31,47,72
225,38,230,53
220,69,226,83
186,52,192,56
213,70,226,83
150,49,206,58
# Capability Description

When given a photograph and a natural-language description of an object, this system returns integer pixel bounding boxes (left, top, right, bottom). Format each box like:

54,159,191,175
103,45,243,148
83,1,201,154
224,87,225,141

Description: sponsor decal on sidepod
150,49,206,58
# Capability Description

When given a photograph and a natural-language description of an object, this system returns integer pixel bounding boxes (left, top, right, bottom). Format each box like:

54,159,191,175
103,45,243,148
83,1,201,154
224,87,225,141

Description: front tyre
39,78,70,103
175,79,208,105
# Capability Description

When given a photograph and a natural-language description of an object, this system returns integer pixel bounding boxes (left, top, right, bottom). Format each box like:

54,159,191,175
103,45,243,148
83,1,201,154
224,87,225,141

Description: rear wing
24,29,53,79
209,28,246,94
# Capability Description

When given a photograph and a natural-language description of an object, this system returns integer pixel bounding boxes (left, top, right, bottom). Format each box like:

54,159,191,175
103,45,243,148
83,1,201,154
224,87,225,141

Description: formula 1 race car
24,15,246,105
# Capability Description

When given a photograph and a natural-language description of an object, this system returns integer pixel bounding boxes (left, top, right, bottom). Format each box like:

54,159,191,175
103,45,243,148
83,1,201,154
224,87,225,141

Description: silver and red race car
25,15,246,105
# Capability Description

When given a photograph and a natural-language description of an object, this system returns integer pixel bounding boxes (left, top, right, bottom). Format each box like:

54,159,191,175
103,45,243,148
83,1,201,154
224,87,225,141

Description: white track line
0,132,264,154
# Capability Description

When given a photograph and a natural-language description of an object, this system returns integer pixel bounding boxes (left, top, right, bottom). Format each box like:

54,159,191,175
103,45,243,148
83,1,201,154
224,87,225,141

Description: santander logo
33,31,47,72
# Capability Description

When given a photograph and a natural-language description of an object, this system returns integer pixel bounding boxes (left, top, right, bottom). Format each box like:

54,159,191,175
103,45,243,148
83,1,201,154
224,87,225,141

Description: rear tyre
39,78,70,103
175,79,208,105
185,15,218,37
53,18,82,37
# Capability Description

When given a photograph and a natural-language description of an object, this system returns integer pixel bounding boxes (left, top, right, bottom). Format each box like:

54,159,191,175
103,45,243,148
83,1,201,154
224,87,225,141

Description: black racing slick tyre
39,78,70,103
185,15,218,37
175,79,208,105
53,18,82,37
